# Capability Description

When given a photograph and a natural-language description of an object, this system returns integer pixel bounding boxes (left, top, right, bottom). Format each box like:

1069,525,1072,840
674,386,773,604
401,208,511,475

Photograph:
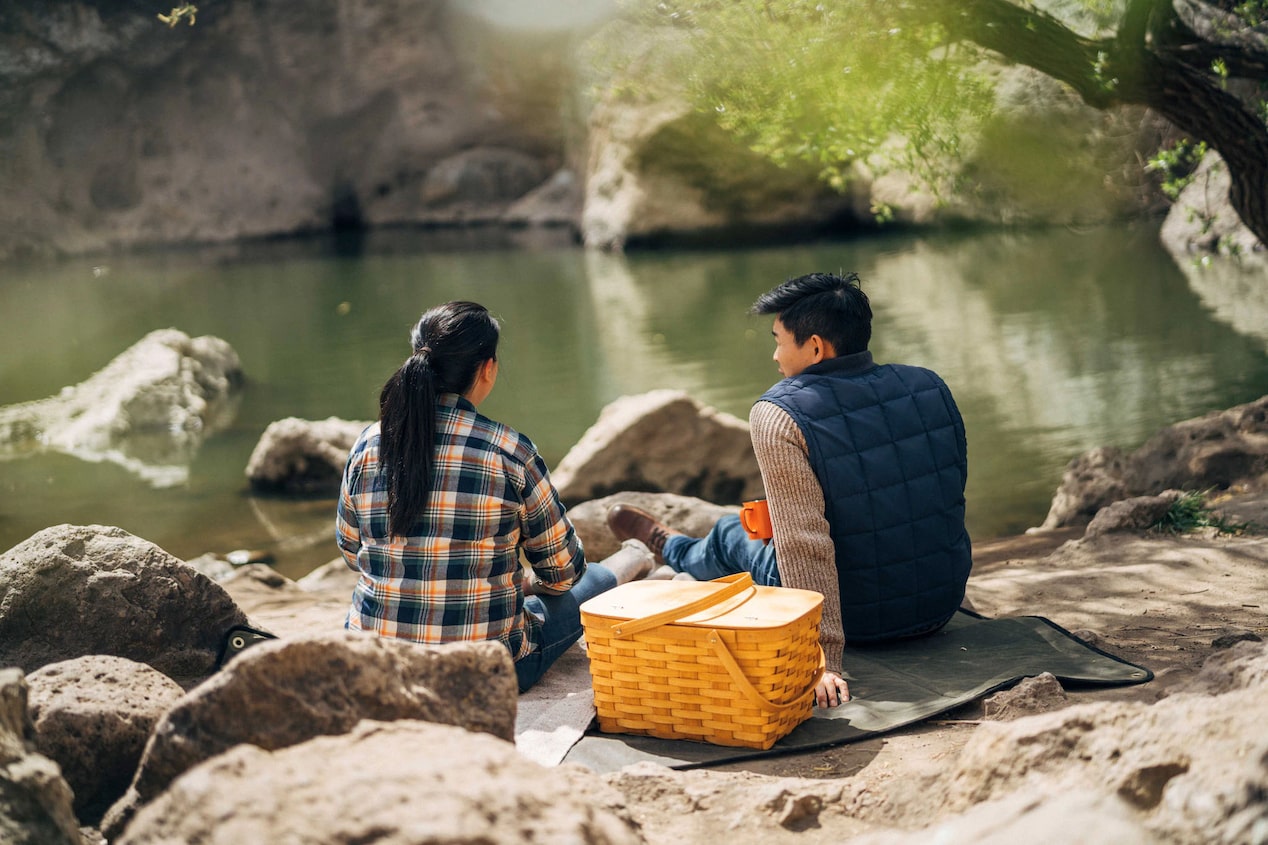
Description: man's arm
750,401,847,704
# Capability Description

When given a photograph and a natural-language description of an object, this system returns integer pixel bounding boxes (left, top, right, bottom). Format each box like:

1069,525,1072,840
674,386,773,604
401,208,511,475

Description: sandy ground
221,493,1268,829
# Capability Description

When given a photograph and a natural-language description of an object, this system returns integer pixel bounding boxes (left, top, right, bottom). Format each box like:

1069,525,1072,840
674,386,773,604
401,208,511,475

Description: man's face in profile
771,317,826,378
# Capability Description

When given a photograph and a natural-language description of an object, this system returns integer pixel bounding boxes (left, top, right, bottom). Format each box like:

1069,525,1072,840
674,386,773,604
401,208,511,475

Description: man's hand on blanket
814,670,851,708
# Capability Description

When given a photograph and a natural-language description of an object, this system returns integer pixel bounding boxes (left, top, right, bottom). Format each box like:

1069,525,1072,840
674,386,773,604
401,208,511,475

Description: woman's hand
814,670,851,708
520,569,566,597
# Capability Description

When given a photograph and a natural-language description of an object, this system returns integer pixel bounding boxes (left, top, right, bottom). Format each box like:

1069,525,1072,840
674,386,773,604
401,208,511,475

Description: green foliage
620,1,995,203
1093,50,1119,93
157,3,198,27
1147,139,1209,200
1234,1,1268,26
1151,491,1248,536
1211,57,1229,88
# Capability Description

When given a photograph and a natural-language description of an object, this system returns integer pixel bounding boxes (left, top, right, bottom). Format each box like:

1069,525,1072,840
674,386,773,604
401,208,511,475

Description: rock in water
0,329,242,487
551,389,763,506
244,416,369,496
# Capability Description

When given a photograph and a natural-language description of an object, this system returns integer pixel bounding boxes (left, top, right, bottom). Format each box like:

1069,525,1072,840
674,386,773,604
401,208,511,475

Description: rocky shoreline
3,318,1268,843
3,369,1268,842
2,490,1265,844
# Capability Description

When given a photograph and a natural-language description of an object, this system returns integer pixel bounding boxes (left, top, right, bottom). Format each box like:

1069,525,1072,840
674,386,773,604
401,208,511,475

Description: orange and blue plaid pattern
336,393,586,661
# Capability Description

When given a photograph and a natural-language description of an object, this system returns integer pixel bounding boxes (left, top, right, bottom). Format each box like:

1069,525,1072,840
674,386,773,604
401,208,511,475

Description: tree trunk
1141,54,1268,248
918,0,1268,247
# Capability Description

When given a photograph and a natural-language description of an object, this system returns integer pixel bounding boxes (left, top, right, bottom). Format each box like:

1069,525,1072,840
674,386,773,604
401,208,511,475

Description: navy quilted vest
760,351,972,642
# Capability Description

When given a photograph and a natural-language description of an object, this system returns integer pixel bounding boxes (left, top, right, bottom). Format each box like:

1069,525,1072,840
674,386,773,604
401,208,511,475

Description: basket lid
580,579,822,630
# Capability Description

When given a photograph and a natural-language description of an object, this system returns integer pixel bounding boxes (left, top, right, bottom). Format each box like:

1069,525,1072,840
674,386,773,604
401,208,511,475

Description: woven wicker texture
581,574,823,749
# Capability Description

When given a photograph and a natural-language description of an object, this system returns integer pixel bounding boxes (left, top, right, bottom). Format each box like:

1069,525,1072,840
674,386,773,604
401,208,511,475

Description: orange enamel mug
739,498,773,540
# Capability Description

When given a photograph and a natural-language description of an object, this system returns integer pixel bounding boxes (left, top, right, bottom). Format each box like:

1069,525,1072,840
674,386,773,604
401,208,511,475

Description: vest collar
800,350,875,378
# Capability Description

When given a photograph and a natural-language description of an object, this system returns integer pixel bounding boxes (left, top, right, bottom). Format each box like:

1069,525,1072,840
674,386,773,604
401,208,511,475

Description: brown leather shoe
606,504,681,561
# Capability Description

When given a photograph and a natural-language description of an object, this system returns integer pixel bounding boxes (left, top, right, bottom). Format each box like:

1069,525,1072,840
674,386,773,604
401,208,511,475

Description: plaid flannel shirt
336,393,586,661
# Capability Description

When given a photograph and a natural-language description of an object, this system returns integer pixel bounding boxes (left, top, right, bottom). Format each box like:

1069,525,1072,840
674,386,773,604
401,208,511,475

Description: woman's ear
463,357,500,406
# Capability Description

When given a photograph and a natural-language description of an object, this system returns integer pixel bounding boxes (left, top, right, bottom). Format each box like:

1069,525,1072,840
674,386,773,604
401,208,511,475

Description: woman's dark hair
379,301,500,536
750,272,872,355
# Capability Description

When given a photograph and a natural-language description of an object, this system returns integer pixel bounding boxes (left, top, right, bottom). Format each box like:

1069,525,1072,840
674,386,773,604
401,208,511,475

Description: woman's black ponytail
378,302,499,536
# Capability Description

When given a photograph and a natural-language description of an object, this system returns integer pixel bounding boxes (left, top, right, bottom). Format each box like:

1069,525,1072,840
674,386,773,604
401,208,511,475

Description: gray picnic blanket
549,610,1151,772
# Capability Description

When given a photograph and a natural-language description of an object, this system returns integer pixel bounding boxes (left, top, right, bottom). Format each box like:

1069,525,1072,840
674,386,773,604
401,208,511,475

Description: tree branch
908,0,1268,245
913,0,1119,107
1164,0,1268,79
1119,0,1168,51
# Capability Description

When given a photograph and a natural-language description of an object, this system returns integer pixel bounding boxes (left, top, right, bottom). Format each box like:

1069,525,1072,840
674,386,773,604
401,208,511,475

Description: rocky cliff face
0,0,582,259
0,2,1163,260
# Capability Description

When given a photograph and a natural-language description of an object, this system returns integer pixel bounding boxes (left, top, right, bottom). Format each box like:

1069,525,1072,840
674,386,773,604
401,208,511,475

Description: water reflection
1,223,1266,577
0,331,242,488
570,225,1268,541
1173,253,1268,349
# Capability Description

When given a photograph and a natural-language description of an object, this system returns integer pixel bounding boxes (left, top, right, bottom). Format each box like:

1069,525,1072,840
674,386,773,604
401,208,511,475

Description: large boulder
26,656,184,825
581,92,861,250
245,416,369,496
0,524,250,680
1039,395,1268,529
420,147,552,215
1160,152,1264,261
1080,491,1186,540
568,492,738,562
0,669,81,845
939,643,1268,844
578,21,863,250
904,65,1156,228
825,642,1268,844
845,789,1153,845
0,329,242,487
116,719,642,845
295,558,359,594
103,634,516,838
552,390,763,507
1158,152,1268,348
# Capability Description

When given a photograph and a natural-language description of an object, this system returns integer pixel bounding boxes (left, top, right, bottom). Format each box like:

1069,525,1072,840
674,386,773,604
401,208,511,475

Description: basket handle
611,573,755,638
706,630,826,714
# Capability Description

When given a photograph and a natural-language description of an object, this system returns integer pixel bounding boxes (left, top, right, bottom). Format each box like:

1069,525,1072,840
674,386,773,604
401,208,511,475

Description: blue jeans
517,562,618,692
662,515,782,586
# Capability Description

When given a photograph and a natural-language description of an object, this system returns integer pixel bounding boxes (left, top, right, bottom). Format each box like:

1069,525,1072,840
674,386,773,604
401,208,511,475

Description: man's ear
809,335,826,364
810,335,837,362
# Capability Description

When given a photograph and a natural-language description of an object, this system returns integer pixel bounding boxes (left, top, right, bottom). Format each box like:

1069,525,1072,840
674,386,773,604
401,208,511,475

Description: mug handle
740,505,758,537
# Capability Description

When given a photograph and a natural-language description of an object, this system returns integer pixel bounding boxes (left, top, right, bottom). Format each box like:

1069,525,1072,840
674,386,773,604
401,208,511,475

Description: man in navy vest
608,272,972,708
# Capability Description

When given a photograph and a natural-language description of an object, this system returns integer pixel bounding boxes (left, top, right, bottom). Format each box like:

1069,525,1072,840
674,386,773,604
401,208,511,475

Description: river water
3,222,1267,578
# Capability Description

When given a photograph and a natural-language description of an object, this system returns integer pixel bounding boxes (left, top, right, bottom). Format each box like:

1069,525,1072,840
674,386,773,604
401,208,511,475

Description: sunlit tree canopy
632,2,996,196
614,0,1268,244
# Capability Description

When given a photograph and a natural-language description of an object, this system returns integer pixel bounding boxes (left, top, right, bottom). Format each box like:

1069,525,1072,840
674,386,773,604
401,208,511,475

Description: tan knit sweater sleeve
749,401,845,671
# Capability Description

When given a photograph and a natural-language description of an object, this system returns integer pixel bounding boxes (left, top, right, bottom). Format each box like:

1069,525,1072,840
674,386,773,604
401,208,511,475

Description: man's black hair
750,272,872,355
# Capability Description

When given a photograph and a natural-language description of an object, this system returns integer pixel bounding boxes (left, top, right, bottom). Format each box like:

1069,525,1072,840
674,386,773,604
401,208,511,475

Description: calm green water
3,223,1267,578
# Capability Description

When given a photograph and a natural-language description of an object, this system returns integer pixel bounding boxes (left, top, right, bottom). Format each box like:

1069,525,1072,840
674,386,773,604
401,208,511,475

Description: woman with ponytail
336,301,651,692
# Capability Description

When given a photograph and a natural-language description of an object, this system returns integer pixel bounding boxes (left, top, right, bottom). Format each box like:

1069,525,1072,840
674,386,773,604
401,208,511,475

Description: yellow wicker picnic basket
580,573,824,750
